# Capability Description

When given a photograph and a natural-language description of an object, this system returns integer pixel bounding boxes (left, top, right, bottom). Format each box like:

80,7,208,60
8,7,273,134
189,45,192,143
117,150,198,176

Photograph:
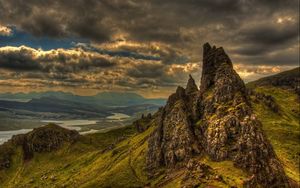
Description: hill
247,67,300,95
0,43,299,188
246,68,300,185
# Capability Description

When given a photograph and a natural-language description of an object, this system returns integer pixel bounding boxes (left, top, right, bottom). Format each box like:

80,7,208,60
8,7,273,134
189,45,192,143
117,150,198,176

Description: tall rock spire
200,42,234,93
185,74,198,95
198,44,289,187
147,43,290,188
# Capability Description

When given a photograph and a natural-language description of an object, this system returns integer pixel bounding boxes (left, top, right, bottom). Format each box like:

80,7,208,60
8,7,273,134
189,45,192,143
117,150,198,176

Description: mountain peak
185,74,198,95
203,42,212,56
200,43,234,93
146,43,290,187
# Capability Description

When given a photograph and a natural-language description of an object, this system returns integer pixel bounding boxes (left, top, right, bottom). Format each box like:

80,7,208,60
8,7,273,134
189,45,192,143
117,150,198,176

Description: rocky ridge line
146,43,290,187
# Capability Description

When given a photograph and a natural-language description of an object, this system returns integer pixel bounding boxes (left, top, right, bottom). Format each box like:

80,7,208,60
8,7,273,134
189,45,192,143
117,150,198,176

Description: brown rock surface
146,43,290,187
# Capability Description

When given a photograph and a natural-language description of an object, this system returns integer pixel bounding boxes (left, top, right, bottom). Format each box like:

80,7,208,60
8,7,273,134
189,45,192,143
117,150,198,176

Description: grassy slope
0,125,151,188
0,86,298,187
250,86,300,183
0,121,248,188
247,67,299,88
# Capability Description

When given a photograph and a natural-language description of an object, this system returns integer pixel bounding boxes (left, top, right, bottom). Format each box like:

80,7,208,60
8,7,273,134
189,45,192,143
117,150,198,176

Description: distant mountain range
0,92,166,120
0,91,166,106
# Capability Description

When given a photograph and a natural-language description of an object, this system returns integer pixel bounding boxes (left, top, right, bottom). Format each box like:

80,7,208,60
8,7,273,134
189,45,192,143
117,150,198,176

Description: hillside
246,70,300,185
247,67,300,95
0,43,299,188
1,122,250,187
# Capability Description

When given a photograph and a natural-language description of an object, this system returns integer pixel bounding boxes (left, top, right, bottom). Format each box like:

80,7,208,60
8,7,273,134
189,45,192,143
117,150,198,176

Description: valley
0,1,298,187
0,92,165,145
0,44,299,188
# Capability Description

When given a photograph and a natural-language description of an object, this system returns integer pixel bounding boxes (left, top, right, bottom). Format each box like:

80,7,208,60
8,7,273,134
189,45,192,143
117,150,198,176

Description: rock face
147,43,290,187
0,124,79,167
249,90,279,113
147,85,201,172
134,113,153,133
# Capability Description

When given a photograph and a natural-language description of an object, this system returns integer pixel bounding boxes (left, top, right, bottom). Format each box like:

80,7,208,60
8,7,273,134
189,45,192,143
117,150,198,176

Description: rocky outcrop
0,124,79,167
14,124,79,160
185,74,198,95
146,43,290,187
147,85,201,174
249,90,279,113
134,113,153,133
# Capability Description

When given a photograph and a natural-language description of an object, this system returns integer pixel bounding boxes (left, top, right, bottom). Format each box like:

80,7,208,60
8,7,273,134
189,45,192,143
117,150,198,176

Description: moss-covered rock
147,42,291,188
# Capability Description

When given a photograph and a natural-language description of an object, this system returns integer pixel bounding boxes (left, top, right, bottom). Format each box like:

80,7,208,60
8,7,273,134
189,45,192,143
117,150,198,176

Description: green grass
0,125,151,188
0,147,23,186
201,156,247,187
251,86,300,183
157,155,248,188
1,86,298,187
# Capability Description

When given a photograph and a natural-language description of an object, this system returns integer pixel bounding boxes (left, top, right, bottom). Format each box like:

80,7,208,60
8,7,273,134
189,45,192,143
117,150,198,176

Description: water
106,113,130,120
41,120,98,127
0,120,98,145
0,129,32,145
0,114,131,145
80,129,99,135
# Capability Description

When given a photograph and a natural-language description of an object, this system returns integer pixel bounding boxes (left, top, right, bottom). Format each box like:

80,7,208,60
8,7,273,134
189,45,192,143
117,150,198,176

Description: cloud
0,42,201,96
0,25,12,36
0,0,298,97
0,47,41,70
127,62,164,78
77,43,161,61
234,64,297,82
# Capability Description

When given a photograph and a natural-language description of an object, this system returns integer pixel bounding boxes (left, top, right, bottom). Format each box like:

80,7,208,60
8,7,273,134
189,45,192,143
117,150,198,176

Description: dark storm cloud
0,46,116,74
0,0,112,42
127,63,165,78
0,0,298,55
239,24,298,46
21,14,65,38
77,43,161,61
0,0,298,96
0,48,41,71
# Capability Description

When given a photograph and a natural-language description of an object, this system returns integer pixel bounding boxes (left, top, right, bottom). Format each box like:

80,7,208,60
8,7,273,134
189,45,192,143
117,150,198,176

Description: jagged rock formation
249,90,279,113
185,74,198,95
134,113,152,133
147,85,201,172
0,124,79,168
147,43,290,187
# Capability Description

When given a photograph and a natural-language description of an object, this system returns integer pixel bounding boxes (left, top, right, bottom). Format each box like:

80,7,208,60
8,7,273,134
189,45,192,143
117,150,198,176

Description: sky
0,0,299,98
